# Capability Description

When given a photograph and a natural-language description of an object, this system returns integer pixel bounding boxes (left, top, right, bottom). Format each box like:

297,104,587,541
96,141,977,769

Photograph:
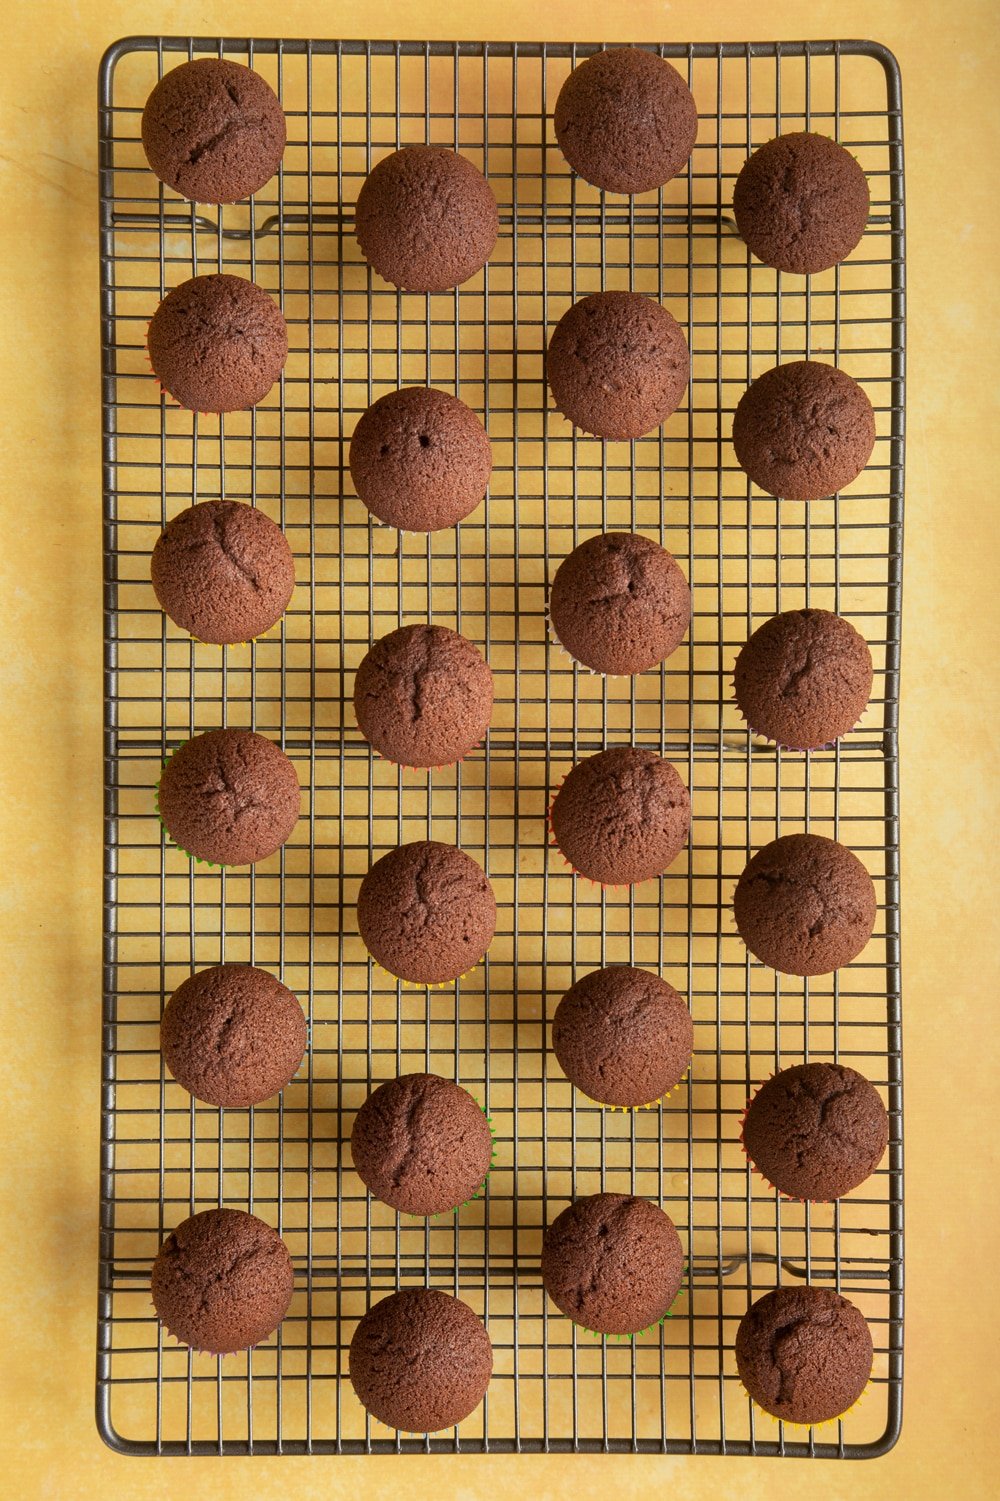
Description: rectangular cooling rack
98,36,904,1457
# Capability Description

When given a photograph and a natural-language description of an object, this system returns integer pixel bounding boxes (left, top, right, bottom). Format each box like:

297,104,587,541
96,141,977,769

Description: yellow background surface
1,0,997,1496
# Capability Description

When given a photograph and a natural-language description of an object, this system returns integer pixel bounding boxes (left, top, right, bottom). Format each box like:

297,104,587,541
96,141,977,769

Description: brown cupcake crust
151,501,295,645
732,360,876,501
741,1062,889,1201
141,58,286,205
733,833,876,977
349,386,492,532
357,840,497,985
151,1208,294,1354
541,1193,684,1334
734,608,874,750
734,132,870,275
735,1285,873,1424
353,625,493,767
549,531,691,675
355,146,499,292
553,965,693,1107
161,964,307,1108
551,746,690,886
351,1072,493,1215
147,274,288,414
157,727,301,867
546,291,690,440
553,47,698,194
349,1288,493,1432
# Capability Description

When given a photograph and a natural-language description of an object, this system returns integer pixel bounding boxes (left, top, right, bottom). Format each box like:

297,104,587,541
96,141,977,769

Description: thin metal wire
97,36,905,1458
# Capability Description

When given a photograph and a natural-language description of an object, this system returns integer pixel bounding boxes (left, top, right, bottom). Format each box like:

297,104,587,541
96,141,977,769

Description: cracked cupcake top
741,1062,889,1201
157,727,301,867
351,1072,492,1216
546,291,690,439
734,132,870,275
553,965,693,1108
357,840,497,985
542,1192,684,1335
550,745,690,885
147,273,287,413
151,500,295,645
549,530,691,675
141,58,286,205
735,1285,873,1425
353,624,493,767
151,1208,294,1355
733,832,877,977
734,607,873,750
732,359,876,500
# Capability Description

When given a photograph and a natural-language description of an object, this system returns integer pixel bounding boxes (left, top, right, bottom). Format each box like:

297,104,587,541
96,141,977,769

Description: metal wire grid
97,37,904,1457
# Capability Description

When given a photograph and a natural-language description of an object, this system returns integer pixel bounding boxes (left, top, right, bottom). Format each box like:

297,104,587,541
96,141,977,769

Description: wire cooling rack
97,36,904,1457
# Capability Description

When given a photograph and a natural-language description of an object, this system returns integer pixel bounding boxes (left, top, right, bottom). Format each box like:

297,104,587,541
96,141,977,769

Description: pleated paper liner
545,600,685,681
731,674,866,753
569,1064,692,1115
367,953,490,992
154,739,299,870
737,1077,866,1205
740,1377,873,1431
152,1304,286,1360
574,1273,688,1344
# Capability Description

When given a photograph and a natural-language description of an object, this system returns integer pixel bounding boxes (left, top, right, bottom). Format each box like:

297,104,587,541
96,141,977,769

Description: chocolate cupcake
733,833,877,977
735,1285,873,1424
147,274,287,413
734,608,874,750
541,1193,684,1335
151,1208,294,1354
353,625,493,767
554,47,698,194
357,840,496,985
547,292,689,439
141,58,286,205
734,132,870,275
549,531,691,675
349,386,492,532
732,360,876,501
355,147,499,292
351,1073,493,1216
741,1062,889,1201
350,1288,492,1432
550,746,690,886
553,965,693,1108
157,727,300,867
151,500,295,645
161,963,307,1108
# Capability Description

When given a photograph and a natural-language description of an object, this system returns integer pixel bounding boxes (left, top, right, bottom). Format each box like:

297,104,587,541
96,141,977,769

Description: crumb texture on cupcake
733,833,876,977
354,624,493,767
547,291,689,439
147,274,287,413
351,1072,493,1216
732,360,875,501
735,1285,873,1424
542,1192,684,1334
151,1207,294,1354
157,727,300,867
734,608,873,749
553,965,693,1107
550,746,690,885
742,1062,889,1201
349,1288,493,1432
553,47,698,194
357,840,496,985
550,530,691,675
734,132,870,274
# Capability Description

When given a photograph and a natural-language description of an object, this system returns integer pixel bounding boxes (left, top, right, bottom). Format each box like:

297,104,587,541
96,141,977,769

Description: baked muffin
151,500,295,645
542,1193,684,1335
147,274,287,413
355,147,499,292
554,47,697,194
357,840,496,985
734,132,870,275
151,1208,294,1354
161,963,307,1108
735,1285,873,1424
734,608,874,750
351,1073,493,1215
353,625,493,767
733,833,877,977
349,386,492,532
157,727,300,866
141,58,286,204
550,746,690,885
553,965,693,1108
549,531,691,675
547,291,689,439
741,1062,889,1201
732,360,876,501
350,1288,492,1432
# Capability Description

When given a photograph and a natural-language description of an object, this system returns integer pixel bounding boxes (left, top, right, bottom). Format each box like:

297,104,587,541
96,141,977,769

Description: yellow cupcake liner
586,1064,692,1114
367,953,490,992
740,1376,872,1431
